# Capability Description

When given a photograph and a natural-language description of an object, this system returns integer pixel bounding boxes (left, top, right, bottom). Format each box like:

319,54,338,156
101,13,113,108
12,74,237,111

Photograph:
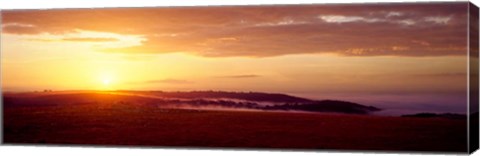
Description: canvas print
1,2,479,153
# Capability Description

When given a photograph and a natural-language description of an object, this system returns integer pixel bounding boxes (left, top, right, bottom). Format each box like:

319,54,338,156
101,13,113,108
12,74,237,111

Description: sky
0,2,472,114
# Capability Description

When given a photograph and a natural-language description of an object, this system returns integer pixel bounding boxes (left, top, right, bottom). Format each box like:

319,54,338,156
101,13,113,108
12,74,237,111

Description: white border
0,0,479,156
467,1,471,153
0,0,472,9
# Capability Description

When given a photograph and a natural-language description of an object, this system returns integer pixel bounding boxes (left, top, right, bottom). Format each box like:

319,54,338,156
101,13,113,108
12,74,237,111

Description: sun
102,78,111,86
99,73,115,90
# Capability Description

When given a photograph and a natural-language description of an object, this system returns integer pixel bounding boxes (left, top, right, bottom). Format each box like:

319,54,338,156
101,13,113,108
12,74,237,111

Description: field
3,92,467,152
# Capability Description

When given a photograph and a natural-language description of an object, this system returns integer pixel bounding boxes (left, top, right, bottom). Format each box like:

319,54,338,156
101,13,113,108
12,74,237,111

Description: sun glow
102,78,111,86
99,73,115,90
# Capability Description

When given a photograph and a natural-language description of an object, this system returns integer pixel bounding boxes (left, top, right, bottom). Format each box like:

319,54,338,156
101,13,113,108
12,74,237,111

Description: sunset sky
1,2,472,114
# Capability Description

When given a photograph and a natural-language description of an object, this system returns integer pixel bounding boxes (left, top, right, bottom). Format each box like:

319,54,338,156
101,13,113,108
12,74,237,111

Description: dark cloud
1,2,469,57
127,79,193,85
2,24,41,35
412,72,467,77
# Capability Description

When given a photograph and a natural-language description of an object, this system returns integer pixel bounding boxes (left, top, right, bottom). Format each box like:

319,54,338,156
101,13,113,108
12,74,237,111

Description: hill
118,90,313,103
3,90,381,114
401,113,466,120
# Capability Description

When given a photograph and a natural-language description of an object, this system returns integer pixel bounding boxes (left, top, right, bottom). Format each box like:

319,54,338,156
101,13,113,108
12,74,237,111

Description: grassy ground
3,93,468,153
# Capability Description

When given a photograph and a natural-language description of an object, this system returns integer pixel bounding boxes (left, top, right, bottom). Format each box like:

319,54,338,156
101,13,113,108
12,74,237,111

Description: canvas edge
0,9,4,145
0,1,469,12
0,1,476,154
468,1,480,154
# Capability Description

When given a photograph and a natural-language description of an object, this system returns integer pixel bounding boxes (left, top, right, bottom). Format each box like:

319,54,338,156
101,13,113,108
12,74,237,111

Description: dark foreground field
3,92,467,152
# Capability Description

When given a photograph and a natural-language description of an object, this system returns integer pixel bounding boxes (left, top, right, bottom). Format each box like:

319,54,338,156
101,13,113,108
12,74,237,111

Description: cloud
385,11,403,17
216,74,261,79
2,23,41,34
127,79,193,85
27,37,119,42
254,18,309,27
1,3,468,57
26,38,57,42
412,72,467,77
396,19,416,26
319,15,383,23
424,16,452,24
62,37,119,42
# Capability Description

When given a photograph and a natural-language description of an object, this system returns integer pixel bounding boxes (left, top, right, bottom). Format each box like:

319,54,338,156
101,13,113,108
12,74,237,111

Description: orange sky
0,2,472,114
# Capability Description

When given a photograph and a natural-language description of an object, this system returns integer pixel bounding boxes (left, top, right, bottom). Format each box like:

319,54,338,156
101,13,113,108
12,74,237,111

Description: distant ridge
118,90,314,103
265,100,381,114
401,113,466,119
4,90,381,114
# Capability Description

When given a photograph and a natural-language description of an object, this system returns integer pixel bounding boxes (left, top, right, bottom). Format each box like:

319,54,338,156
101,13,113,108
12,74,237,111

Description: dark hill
122,90,313,103
401,113,466,120
3,91,381,114
265,100,381,114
